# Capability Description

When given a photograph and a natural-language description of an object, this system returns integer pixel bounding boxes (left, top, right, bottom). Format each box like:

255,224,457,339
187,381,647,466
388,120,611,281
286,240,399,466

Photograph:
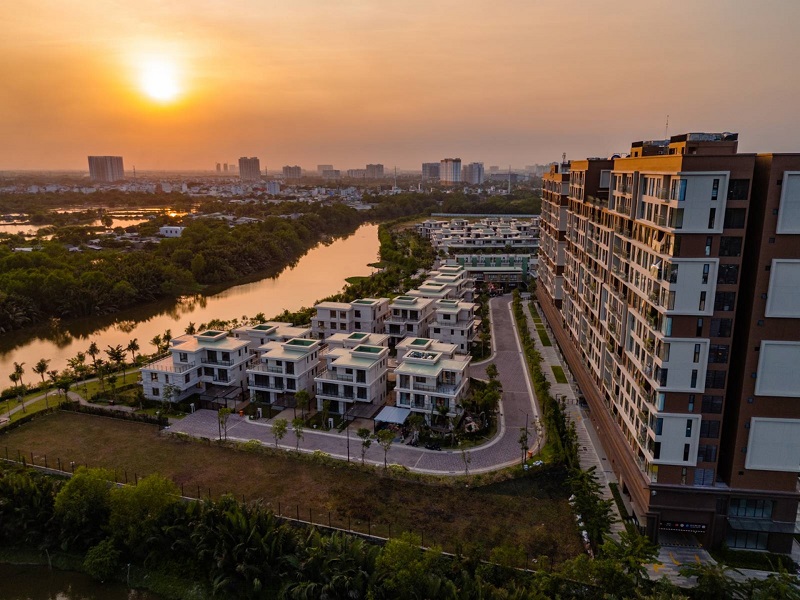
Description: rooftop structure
247,337,322,407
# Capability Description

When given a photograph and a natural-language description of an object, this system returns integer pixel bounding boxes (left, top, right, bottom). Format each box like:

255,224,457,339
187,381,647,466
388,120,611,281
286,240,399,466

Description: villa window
150,372,159,382
179,352,188,363
152,387,160,396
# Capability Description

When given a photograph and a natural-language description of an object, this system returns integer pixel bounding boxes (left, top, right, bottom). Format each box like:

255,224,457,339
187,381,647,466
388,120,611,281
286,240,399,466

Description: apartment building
312,298,390,339
238,157,261,181
233,321,312,355
447,254,535,289
314,344,389,414
440,158,462,184
536,132,800,552
247,338,322,405
395,348,471,423
140,330,249,403
539,162,571,307
424,217,539,253
384,295,436,346
429,299,478,353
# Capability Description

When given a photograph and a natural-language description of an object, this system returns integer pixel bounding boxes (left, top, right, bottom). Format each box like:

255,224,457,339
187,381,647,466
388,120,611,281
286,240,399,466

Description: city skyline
3,1,800,170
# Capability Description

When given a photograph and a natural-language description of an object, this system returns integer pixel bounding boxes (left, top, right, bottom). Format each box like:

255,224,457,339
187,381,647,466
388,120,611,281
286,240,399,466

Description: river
0,563,157,599
0,224,379,374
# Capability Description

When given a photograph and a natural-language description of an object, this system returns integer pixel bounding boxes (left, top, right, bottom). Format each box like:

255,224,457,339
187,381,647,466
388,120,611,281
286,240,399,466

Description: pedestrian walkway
523,301,625,540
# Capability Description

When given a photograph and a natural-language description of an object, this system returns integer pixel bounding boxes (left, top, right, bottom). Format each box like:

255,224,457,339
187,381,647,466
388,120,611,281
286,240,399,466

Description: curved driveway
170,296,541,474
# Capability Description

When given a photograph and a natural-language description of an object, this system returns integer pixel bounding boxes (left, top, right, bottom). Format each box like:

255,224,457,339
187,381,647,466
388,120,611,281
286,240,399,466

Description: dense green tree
53,467,113,551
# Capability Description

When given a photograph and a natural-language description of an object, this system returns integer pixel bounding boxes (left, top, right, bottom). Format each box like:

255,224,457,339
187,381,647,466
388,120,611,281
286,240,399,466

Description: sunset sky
3,0,799,171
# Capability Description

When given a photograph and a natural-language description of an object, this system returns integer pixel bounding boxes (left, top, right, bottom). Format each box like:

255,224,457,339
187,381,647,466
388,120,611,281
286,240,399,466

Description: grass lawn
551,366,568,384
536,326,552,347
0,393,66,426
1,411,583,563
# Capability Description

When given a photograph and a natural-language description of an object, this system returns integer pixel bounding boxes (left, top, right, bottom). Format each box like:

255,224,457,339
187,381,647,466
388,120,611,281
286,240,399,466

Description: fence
0,446,456,557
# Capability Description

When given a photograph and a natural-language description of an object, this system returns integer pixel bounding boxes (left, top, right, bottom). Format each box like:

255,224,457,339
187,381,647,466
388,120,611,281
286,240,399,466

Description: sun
140,59,180,103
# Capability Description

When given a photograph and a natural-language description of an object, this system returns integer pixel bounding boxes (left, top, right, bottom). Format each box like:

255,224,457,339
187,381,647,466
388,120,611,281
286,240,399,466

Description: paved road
171,296,541,474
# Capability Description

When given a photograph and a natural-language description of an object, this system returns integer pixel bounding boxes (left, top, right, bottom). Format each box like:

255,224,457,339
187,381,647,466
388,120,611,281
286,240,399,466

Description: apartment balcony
249,363,284,374
316,388,358,401
142,358,196,374
398,382,459,395
250,379,285,391
316,368,357,383
201,357,235,367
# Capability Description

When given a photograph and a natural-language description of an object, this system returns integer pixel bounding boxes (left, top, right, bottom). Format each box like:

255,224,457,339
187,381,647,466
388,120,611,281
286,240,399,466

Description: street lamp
156,410,161,433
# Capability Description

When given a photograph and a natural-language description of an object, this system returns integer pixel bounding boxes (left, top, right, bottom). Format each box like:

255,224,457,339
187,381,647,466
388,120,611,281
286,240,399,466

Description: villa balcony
201,357,235,367
142,358,196,374
249,363,284,374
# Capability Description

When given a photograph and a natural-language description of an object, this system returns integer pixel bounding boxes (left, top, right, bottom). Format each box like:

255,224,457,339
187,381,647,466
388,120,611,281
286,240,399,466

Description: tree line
1,464,796,599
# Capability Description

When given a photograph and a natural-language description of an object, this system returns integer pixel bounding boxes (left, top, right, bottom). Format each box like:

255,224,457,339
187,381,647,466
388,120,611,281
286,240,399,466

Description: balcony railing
142,359,196,374
201,357,235,367
249,363,284,374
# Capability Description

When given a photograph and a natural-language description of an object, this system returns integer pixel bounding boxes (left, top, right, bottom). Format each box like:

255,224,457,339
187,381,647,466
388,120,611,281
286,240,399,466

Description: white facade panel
668,259,718,316
676,173,728,234
659,338,709,392
654,413,701,466
745,417,800,472
776,172,800,234
755,341,800,397
765,259,800,318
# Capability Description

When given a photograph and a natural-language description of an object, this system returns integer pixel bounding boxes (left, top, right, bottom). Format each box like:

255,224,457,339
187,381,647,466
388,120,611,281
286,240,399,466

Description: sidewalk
523,301,625,539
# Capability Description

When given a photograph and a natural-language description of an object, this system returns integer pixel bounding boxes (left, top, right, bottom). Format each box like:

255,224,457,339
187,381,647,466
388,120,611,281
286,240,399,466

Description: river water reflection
0,563,158,599
0,224,379,373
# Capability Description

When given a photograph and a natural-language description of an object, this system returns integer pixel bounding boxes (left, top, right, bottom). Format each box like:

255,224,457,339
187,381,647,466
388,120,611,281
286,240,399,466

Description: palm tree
150,334,162,355
162,329,173,351
95,359,107,394
47,370,59,407
105,344,126,381
184,322,196,335
13,362,25,389
33,358,50,390
8,372,24,413
87,342,99,375
126,338,140,366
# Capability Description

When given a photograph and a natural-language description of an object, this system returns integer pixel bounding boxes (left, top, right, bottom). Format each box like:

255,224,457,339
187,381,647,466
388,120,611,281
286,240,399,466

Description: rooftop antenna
665,115,669,140
562,152,567,164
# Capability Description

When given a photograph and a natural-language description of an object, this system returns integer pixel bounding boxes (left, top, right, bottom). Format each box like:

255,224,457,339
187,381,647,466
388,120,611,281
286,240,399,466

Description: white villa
324,331,389,351
140,330,250,404
314,343,389,414
233,321,312,354
429,299,478,353
247,338,321,406
418,217,539,253
395,348,471,423
312,298,390,339
384,295,435,347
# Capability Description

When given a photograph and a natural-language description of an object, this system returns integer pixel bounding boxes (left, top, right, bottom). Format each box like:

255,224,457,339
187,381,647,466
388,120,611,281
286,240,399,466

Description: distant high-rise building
238,157,261,181
366,164,384,179
462,162,485,185
489,165,500,174
266,181,281,194
322,169,341,180
439,158,462,184
223,163,229,172
347,169,367,178
88,156,124,182
317,164,333,175
283,165,302,179
422,162,440,181
216,163,221,172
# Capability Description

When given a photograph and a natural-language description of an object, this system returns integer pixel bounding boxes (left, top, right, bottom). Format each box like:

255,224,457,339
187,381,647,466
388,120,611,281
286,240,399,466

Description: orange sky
3,0,799,171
